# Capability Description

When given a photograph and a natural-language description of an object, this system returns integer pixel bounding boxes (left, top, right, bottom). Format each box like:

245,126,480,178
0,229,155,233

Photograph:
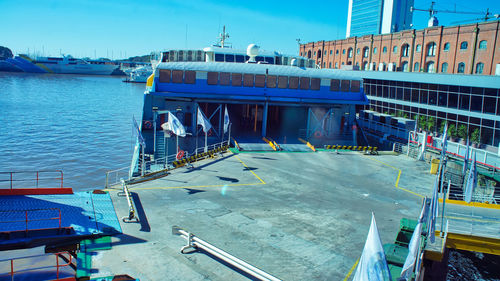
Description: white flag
197,108,212,133
428,177,439,243
441,123,448,159
464,151,477,203
462,137,470,176
164,111,186,137
400,204,426,280
224,105,230,134
132,116,145,146
353,213,392,281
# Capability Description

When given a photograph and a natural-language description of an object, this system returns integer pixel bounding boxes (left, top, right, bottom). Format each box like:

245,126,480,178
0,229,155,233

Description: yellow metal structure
430,159,439,174
146,73,154,87
446,233,500,256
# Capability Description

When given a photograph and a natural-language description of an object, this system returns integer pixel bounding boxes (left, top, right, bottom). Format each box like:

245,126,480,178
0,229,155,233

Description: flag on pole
464,151,477,203
197,108,212,133
428,177,439,243
224,105,230,134
440,123,448,159
462,137,470,176
132,116,145,146
163,111,186,137
400,203,426,280
353,213,392,281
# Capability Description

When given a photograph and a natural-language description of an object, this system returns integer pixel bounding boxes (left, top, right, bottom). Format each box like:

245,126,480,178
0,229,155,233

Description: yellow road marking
234,155,266,184
343,258,359,281
439,198,500,210
364,155,424,198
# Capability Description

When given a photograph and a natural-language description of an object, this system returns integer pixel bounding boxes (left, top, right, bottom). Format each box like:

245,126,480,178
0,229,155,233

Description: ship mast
219,26,230,48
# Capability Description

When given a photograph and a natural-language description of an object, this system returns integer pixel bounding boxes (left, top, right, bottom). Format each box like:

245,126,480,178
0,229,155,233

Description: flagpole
228,123,231,146
176,134,179,156
205,131,208,152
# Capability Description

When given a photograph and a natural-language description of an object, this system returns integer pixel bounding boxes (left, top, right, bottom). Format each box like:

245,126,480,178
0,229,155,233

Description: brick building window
383,47,387,53
443,43,450,51
457,62,465,73
373,47,377,54
343,49,346,54
416,44,421,52
426,61,435,73
475,63,484,74
479,40,487,50
393,46,398,53
357,48,360,54
401,44,409,57
441,63,448,73
363,47,369,58
460,41,468,50
336,50,339,54
335,62,338,68
329,62,332,68
330,50,333,55
402,61,409,72
348,48,353,58
414,62,420,72
427,42,437,56
363,61,368,70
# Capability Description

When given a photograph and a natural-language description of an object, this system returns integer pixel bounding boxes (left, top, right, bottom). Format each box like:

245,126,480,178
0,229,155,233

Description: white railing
392,142,407,154
357,117,410,140
105,166,130,188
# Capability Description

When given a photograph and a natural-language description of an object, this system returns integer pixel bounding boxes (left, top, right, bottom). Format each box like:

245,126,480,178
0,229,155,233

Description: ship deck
90,150,442,280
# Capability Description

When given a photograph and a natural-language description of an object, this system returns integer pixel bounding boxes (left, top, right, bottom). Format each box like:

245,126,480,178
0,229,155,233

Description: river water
0,72,144,191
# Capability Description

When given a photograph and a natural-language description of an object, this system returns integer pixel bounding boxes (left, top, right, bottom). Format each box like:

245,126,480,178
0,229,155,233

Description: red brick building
300,21,500,75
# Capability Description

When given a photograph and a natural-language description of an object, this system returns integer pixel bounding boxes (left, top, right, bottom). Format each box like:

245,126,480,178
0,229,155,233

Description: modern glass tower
346,0,414,38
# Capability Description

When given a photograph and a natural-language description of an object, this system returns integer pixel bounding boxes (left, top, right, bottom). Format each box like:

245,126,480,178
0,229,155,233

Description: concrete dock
93,151,436,280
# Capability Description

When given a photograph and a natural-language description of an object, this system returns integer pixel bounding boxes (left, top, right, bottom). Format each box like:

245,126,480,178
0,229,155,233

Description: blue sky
1,0,498,58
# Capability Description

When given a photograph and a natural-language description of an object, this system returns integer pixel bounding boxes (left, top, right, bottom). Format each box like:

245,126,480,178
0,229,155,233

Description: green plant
471,128,480,144
440,122,447,134
457,124,468,139
426,117,436,132
448,124,457,138
418,116,427,131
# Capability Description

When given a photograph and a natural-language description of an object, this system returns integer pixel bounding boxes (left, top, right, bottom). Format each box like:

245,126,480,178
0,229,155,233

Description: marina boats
124,64,153,83
7,54,119,75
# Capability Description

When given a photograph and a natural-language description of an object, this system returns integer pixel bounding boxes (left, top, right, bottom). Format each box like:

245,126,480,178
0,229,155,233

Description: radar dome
290,58,297,66
247,44,259,56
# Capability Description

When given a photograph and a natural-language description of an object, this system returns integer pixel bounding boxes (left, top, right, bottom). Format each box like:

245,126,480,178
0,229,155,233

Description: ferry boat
7,54,119,75
131,40,368,176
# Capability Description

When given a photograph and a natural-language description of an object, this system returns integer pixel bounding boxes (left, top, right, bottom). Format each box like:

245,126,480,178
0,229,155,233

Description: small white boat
124,65,153,83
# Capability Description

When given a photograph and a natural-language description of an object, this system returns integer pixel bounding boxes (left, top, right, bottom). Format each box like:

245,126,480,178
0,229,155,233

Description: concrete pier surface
93,151,436,280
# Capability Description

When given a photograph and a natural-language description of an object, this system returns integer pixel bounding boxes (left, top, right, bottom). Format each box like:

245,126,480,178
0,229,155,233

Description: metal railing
0,251,73,281
392,142,407,154
105,166,131,188
0,208,62,233
357,117,410,140
0,170,63,190
173,226,281,281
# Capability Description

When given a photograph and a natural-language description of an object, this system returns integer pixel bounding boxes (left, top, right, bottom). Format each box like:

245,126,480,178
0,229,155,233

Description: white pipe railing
172,226,281,281
117,179,138,223
105,166,130,188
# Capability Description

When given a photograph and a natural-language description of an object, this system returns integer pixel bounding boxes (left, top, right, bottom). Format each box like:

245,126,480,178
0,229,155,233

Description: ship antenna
219,25,229,48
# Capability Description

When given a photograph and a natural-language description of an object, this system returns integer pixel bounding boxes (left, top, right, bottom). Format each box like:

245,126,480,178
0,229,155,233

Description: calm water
0,72,144,190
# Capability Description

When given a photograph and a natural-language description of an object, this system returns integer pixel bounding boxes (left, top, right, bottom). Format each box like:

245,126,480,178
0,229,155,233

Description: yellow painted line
343,258,359,281
439,198,500,210
234,155,266,184
297,138,316,152
262,137,277,151
35,63,54,73
129,182,265,191
363,156,424,198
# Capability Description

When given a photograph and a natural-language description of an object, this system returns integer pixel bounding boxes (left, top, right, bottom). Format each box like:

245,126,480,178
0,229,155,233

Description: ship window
277,76,288,89
159,69,171,83
255,56,264,62
300,77,310,90
220,72,230,85
255,74,266,87
289,77,299,89
231,73,242,86
235,55,245,63
265,57,274,64
340,80,350,92
330,79,340,91
172,70,183,83
178,51,184,61
351,80,360,92
311,78,320,90
243,74,254,87
207,72,218,85
215,53,224,62
225,54,235,62
267,75,277,88
185,71,196,84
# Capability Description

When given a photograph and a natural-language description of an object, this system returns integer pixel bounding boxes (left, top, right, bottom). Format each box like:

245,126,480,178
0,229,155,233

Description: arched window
330,50,333,55
426,61,435,73
355,62,359,66
479,40,487,50
383,46,387,53
347,48,353,58
457,62,465,73
441,62,448,73
373,47,377,54
393,46,398,53
416,44,422,52
335,62,338,68
402,61,409,72
336,50,339,54
414,62,420,72
475,62,484,74
329,62,332,68
342,49,346,54
363,47,369,58
427,42,437,56
443,43,450,51
317,50,322,59
307,50,311,58
460,41,468,50
363,61,368,70
401,44,409,57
